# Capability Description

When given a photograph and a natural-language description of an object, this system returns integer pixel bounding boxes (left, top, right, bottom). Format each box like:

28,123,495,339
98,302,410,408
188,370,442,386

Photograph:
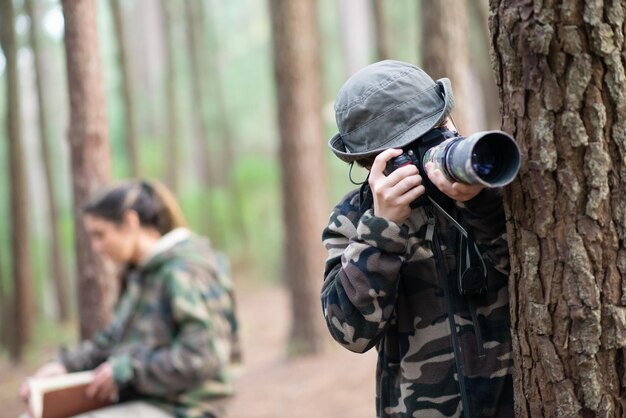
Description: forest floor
0,282,376,418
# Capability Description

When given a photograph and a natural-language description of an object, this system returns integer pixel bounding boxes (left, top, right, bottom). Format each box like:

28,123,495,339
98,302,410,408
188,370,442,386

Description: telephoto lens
422,131,520,188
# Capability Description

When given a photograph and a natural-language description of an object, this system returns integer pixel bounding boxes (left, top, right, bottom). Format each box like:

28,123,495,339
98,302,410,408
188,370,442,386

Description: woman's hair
83,179,188,235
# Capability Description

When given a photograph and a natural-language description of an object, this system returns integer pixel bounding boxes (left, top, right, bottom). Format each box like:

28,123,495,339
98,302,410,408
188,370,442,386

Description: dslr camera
384,127,521,189
383,127,521,295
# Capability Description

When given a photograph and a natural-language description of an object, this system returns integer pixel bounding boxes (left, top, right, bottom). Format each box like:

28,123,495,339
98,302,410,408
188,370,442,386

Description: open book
28,371,113,418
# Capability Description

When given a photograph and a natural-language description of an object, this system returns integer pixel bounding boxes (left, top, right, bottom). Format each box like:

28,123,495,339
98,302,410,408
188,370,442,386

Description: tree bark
62,0,116,340
371,0,391,60
269,0,328,355
111,0,140,177
25,0,71,322
491,1,626,416
421,0,478,133
1,0,35,361
159,0,180,195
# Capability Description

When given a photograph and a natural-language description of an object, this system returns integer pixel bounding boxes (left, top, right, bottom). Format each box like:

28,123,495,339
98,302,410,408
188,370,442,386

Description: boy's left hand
425,162,484,202
86,362,119,403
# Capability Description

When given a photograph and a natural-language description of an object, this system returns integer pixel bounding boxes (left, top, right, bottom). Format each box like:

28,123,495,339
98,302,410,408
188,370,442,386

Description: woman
20,180,240,418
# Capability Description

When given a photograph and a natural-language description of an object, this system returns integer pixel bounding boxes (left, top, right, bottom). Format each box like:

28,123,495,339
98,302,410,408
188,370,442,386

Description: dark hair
83,179,187,235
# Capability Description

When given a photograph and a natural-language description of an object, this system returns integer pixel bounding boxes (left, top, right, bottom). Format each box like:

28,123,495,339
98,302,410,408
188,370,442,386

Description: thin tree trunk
421,0,477,133
338,0,372,77
371,0,391,61
1,0,35,361
491,1,626,416
468,0,501,130
269,0,328,356
160,0,180,195
204,2,249,246
25,0,70,322
61,0,116,340
111,0,140,177
184,0,214,188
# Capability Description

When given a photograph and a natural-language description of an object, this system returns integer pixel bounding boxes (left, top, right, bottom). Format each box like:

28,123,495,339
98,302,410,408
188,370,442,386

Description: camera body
384,127,521,189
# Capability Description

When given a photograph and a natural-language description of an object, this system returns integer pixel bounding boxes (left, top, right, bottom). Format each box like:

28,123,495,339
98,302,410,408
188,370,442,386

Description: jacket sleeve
109,266,231,396
58,325,117,372
321,199,408,354
456,188,510,274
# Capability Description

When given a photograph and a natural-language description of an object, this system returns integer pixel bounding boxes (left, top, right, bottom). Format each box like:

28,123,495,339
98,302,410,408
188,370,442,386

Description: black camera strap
426,195,487,295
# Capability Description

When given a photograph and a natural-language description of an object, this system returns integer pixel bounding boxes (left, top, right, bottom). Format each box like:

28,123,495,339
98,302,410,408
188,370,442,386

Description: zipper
425,205,471,418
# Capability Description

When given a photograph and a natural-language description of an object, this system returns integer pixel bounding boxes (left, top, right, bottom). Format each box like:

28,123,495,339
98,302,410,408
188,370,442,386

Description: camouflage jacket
60,228,240,418
322,187,513,418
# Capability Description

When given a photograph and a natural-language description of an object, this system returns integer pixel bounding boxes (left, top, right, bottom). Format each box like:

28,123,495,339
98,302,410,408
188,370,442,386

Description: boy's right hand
19,361,67,403
369,148,425,225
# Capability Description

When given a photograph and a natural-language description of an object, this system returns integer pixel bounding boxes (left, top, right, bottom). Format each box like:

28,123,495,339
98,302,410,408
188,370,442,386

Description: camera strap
426,195,488,294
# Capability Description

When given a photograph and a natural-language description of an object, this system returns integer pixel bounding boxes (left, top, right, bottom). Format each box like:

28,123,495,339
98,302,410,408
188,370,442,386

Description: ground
0,284,377,418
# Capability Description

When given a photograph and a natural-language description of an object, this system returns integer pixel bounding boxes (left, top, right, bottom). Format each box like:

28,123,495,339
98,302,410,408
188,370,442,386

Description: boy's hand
19,361,67,403
86,362,119,403
425,162,484,202
369,149,426,225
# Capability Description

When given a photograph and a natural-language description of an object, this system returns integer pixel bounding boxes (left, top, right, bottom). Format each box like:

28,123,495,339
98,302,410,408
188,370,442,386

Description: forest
2,0,626,417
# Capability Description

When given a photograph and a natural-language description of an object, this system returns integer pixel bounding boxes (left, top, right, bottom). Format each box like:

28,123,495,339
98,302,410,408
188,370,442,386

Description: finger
390,173,422,196
395,185,426,206
19,382,30,402
369,148,404,178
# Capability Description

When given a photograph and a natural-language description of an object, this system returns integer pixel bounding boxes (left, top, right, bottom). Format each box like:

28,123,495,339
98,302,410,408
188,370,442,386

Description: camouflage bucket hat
328,60,455,163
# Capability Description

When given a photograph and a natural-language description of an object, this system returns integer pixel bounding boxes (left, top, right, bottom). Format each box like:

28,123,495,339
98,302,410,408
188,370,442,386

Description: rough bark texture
490,1,626,416
111,0,140,177
421,0,477,133
26,0,70,322
1,0,35,360
269,0,328,355
371,0,391,61
62,0,115,340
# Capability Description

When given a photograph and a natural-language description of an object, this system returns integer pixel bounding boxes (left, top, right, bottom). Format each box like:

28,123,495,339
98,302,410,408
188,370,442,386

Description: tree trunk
160,0,180,195
338,0,373,78
1,0,35,361
110,0,140,177
468,0,501,130
25,0,71,322
491,1,626,416
371,0,391,61
204,2,249,247
420,0,478,133
61,0,116,340
269,0,328,356
184,0,214,188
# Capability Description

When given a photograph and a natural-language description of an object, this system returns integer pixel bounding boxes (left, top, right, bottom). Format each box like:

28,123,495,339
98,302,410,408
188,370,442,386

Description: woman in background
20,179,240,418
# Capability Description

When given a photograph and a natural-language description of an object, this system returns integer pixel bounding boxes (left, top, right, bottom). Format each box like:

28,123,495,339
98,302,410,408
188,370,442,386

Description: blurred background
0,0,498,416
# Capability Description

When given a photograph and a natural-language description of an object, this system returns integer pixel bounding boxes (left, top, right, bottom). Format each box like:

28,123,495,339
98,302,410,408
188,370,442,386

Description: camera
384,127,521,189
383,127,520,295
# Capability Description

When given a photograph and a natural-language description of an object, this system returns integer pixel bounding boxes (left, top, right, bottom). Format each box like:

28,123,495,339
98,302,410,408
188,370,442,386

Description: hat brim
328,78,454,163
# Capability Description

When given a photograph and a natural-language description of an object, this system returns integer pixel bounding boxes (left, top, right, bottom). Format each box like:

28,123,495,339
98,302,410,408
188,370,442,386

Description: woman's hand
369,149,426,225
85,362,119,403
425,162,484,202
19,361,68,403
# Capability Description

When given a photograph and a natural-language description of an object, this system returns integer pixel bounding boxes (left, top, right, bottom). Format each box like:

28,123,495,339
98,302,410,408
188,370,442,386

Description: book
28,371,113,418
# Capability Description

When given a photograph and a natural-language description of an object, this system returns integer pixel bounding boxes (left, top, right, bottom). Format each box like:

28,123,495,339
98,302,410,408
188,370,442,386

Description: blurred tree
492,1,626,416
62,0,116,339
184,0,214,188
25,0,70,322
269,0,328,355
371,0,391,60
468,0,501,130
111,0,140,177
204,1,249,246
1,0,36,361
160,0,181,195
420,0,478,133
338,0,372,77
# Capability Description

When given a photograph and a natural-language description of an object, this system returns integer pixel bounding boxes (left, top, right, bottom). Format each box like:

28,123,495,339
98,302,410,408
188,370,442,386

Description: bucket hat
328,60,455,163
